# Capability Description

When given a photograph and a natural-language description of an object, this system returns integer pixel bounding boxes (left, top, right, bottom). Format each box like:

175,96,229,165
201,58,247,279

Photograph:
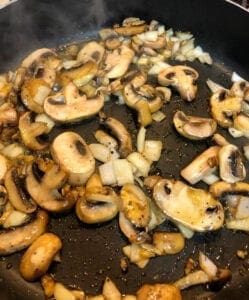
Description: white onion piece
176,31,193,41
3,210,29,228
202,172,220,185
34,85,51,105
176,223,194,239
0,154,8,182
157,25,165,35
226,217,249,231
235,197,249,219
99,161,117,186
243,145,249,160
199,251,218,279
228,127,244,138
89,143,111,163
137,126,146,153
137,56,149,66
113,159,134,186
1,143,24,158
231,72,246,83
206,79,226,93
102,277,121,299
54,283,77,300
35,113,55,133
143,140,162,161
138,30,158,42
151,110,166,122
174,270,209,290
62,60,79,70
127,152,151,177
148,61,171,75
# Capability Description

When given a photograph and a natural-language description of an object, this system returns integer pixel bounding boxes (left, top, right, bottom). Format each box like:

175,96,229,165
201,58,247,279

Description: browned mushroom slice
120,183,151,228
0,74,12,101
219,144,246,183
209,181,249,198
210,89,242,128
44,82,104,123
4,168,37,213
173,111,217,140
60,61,98,87
19,112,49,151
114,18,147,36
105,45,135,79
137,284,182,300
51,131,95,185
158,65,199,101
0,209,49,255
26,162,76,213
77,41,105,65
100,113,132,158
153,179,224,231
34,66,56,88
76,173,119,224
21,78,51,113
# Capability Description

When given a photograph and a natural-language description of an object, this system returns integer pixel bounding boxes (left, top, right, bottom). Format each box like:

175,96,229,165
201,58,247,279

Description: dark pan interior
0,0,249,299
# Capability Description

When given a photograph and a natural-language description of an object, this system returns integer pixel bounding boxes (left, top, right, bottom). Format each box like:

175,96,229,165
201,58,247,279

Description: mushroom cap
51,131,95,186
44,82,104,123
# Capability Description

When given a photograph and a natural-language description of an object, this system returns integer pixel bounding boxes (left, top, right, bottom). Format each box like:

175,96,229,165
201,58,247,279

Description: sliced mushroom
219,144,246,183
114,19,147,36
20,232,62,281
230,80,249,99
152,232,185,255
77,41,105,65
0,74,12,101
152,179,224,231
209,181,249,198
120,183,151,228
137,284,182,300
21,78,51,113
0,154,9,182
118,212,150,244
34,66,56,88
105,45,135,79
100,114,132,158
19,112,49,151
122,243,155,268
233,113,249,138
0,209,49,255
21,48,57,69
26,162,77,213
4,168,37,213
51,131,95,185
173,111,217,140
158,66,199,101
60,61,98,87
44,82,104,123
76,173,119,224
210,89,242,128
181,146,220,185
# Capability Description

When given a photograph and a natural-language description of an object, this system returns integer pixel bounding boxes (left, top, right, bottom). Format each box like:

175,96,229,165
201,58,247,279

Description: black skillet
0,0,249,299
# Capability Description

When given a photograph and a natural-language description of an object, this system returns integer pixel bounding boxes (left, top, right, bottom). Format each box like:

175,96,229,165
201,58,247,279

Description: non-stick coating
0,1,249,299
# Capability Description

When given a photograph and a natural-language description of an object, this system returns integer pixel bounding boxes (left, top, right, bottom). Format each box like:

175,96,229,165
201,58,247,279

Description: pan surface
0,0,249,299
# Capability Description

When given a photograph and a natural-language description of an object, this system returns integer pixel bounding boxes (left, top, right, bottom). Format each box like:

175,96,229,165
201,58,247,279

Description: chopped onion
35,113,55,133
137,126,146,153
138,31,158,42
199,251,218,279
103,277,121,299
148,61,171,75
99,161,117,186
174,270,209,290
179,39,195,55
151,110,166,122
206,79,225,93
176,31,193,41
176,223,194,239
202,172,220,185
127,152,151,177
89,143,111,163
113,159,134,186
1,143,24,158
137,56,149,66
143,140,162,161
228,127,244,138
226,217,249,231
235,197,249,219
157,25,165,35
231,72,246,83
34,85,51,105
54,283,78,300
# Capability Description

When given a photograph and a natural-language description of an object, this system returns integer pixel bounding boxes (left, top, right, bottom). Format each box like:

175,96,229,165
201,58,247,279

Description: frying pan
0,0,249,299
